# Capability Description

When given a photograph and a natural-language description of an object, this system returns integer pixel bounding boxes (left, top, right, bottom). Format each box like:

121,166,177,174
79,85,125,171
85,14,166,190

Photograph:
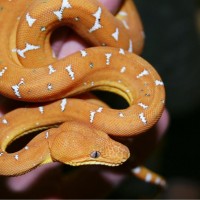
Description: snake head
49,122,130,167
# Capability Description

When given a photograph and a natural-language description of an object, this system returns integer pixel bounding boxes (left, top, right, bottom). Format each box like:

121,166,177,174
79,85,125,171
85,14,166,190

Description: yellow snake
0,0,166,187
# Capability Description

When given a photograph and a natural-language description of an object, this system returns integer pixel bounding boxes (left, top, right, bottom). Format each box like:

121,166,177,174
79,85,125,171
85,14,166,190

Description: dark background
109,0,200,198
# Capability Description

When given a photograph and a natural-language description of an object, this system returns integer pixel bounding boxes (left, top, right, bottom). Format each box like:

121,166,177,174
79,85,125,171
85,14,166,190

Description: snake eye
90,151,101,159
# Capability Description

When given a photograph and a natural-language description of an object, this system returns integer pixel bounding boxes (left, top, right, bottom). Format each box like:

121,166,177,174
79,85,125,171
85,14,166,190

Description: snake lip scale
0,0,166,188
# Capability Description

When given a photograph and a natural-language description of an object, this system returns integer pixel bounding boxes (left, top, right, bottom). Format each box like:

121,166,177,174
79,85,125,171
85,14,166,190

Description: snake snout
108,141,130,165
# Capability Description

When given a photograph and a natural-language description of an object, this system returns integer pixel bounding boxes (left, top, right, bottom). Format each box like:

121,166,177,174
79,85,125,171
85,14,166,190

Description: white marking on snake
139,113,147,124
91,81,94,86
155,80,164,86
119,48,125,55
26,13,36,27
24,146,29,150
89,7,102,33
120,66,126,73
80,50,88,57
47,83,53,91
2,119,8,124
45,131,49,139
105,53,112,65
90,111,96,123
48,65,56,74
138,102,148,109
90,107,103,123
0,67,7,77
14,154,19,161
128,39,133,53
53,0,72,21
112,28,119,41
96,107,103,113
145,173,152,182
66,65,75,80
119,112,124,118
0,152,3,157
155,177,161,184
132,166,141,174
11,78,25,98
137,69,149,78
39,106,44,114
40,26,46,32
13,43,40,58
60,98,67,112
122,20,129,29
118,11,128,16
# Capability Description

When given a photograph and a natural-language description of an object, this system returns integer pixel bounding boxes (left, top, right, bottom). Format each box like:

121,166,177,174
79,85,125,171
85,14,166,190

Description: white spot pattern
14,154,19,160
89,111,96,123
89,7,102,33
60,98,67,112
119,112,124,118
155,80,164,86
26,13,36,27
40,26,46,32
137,69,149,78
80,50,87,57
48,65,56,74
138,102,148,110
45,131,49,139
24,146,29,150
96,107,103,113
112,28,119,41
122,20,129,29
0,67,7,77
11,78,25,98
90,107,103,123
145,173,152,182
13,43,40,58
128,39,133,53
119,48,125,55
39,106,44,114
132,166,141,174
2,119,8,124
155,177,161,184
47,83,53,90
120,66,126,73
66,65,75,80
139,113,147,124
105,53,112,65
53,0,72,21
118,11,128,16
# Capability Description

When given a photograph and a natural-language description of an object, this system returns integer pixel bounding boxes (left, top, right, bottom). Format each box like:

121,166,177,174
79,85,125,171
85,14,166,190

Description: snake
0,0,166,187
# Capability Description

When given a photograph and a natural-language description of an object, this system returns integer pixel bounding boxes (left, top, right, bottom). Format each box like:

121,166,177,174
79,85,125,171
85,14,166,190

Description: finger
99,0,123,14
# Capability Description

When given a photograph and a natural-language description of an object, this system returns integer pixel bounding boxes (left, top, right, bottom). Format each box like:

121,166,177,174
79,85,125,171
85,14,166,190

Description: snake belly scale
0,0,166,187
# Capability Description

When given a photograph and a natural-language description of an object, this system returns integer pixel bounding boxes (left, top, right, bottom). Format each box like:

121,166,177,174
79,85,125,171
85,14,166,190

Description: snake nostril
90,151,101,159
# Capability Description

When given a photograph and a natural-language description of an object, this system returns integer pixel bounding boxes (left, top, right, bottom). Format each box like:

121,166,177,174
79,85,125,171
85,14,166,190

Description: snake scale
0,0,166,187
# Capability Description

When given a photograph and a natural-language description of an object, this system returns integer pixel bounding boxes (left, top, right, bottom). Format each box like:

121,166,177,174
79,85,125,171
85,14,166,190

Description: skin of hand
0,0,169,198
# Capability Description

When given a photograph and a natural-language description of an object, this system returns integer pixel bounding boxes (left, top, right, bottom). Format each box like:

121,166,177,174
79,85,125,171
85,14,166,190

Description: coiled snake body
0,0,166,187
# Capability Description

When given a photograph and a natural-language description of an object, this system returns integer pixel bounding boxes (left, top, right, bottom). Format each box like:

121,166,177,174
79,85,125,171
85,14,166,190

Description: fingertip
98,0,123,14
156,109,170,141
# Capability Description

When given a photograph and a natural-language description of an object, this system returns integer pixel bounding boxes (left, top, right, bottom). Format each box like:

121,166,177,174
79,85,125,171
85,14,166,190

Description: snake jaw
62,147,130,167
66,160,127,167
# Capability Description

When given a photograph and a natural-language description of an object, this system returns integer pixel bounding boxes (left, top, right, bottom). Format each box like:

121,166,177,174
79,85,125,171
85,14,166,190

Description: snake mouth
67,161,125,167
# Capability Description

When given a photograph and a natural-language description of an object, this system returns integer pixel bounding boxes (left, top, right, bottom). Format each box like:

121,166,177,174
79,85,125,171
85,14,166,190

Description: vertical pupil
91,151,100,158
